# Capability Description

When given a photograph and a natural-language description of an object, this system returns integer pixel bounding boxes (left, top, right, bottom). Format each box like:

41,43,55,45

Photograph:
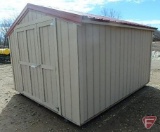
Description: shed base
20,84,147,126
79,84,147,126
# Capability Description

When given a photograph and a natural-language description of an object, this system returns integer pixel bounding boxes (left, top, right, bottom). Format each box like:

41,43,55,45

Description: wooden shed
7,3,157,126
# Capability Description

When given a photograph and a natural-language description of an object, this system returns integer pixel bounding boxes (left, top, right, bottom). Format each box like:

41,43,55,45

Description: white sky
0,0,144,19
0,0,105,19
0,0,159,29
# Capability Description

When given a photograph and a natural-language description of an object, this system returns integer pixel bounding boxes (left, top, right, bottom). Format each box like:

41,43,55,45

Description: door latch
31,64,41,68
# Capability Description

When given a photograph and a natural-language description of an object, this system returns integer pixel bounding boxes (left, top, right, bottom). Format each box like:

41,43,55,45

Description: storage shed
7,3,157,126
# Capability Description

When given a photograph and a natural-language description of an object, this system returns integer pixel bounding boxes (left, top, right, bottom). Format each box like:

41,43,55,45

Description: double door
15,17,60,113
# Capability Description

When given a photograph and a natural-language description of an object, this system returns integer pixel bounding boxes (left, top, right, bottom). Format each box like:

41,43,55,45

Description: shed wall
9,32,23,92
77,24,152,124
9,8,153,126
19,9,46,24
56,19,80,124
9,10,80,125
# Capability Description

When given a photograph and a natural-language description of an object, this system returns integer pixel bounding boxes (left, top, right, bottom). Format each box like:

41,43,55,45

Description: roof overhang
82,16,157,31
7,3,157,36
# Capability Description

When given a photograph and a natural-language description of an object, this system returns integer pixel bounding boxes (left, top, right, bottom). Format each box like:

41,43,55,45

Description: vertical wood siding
20,9,46,24
11,10,81,124
56,19,80,125
9,33,23,92
77,24,152,124
9,9,152,125
13,19,61,114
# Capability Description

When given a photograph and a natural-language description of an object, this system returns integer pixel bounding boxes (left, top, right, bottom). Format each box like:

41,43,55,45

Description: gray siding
19,9,46,24
9,11,80,125
9,32,23,93
9,8,153,126
56,19,80,125
77,23,152,124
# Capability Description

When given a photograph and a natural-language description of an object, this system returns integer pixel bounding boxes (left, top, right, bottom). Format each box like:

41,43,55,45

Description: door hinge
56,107,59,111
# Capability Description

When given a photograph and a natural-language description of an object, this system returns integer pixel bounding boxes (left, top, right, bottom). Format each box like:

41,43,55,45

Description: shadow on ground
1,86,160,132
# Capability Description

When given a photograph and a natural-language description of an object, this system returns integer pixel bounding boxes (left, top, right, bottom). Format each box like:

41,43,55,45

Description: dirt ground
152,41,160,52
0,60,160,132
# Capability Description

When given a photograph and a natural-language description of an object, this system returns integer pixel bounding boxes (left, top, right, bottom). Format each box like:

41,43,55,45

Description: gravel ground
0,60,160,132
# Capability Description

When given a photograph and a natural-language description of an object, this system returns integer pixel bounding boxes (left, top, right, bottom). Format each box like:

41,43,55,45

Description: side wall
77,23,152,124
56,18,80,125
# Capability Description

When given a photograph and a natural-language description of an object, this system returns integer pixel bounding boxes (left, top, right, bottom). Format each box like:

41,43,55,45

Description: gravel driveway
0,61,160,132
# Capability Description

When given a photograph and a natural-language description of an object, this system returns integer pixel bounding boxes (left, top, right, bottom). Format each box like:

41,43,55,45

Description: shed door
37,19,60,113
15,18,60,113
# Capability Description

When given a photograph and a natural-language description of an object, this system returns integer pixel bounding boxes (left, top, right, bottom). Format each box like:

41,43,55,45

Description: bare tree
0,36,3,46
101,8,121,19
153,30,160,42
0,18,14,47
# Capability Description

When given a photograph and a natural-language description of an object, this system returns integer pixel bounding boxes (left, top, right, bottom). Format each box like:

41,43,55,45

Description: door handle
31,64,41,68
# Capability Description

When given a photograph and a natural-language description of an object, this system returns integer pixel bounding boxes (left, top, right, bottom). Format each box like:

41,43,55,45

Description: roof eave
7,3,157,37
82,16,157,31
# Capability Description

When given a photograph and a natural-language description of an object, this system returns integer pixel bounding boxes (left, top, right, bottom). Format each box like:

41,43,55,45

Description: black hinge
56,107,59,111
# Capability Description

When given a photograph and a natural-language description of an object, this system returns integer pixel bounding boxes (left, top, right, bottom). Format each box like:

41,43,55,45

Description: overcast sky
0,0,160,29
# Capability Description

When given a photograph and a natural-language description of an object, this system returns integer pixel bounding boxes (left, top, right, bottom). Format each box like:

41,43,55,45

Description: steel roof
7,3,157,36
